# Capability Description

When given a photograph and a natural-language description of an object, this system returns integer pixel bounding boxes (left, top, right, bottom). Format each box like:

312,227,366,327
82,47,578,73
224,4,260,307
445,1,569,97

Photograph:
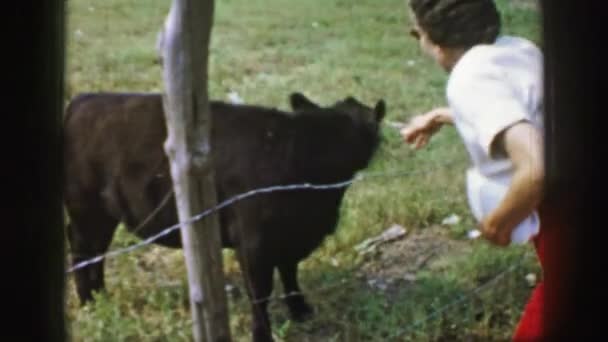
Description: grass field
65,0,542,340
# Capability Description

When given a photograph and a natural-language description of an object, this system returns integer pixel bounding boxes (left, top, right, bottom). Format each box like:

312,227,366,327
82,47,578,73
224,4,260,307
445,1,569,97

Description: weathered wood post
158,0,231,341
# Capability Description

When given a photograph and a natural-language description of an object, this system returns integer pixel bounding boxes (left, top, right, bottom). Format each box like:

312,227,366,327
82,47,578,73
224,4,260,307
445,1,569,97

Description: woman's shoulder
458,36,539,70
448,35,541,92
495,35,543,59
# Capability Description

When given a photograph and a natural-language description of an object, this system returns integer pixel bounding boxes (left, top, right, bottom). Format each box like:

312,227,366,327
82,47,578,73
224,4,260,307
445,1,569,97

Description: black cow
63,92,385,341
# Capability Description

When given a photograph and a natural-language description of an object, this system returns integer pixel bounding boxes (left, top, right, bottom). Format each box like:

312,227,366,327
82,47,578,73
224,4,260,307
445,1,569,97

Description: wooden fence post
158,0,231,341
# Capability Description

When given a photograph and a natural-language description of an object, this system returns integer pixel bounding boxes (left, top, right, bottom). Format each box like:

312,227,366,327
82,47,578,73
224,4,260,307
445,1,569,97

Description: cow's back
63,92,299,246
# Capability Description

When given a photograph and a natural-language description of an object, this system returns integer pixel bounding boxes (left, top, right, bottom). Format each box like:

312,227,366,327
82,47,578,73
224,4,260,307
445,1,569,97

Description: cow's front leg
278,261,314,321
237,248,275,342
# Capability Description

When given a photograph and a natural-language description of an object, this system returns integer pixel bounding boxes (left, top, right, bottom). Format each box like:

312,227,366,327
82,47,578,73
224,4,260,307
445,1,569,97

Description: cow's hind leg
237,247,275,342
278,262,314,321
66,206,118,305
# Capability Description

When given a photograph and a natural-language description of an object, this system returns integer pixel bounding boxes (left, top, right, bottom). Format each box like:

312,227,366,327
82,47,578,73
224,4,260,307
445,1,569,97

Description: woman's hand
400,107,452,149
479,213,514,247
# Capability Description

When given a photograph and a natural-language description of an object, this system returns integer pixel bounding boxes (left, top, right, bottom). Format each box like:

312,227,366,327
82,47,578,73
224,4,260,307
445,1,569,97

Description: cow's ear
290,92,320,111
374,100,386,122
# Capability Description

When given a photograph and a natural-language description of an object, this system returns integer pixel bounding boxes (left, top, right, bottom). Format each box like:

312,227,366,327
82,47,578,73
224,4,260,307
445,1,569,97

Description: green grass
65,0,542,340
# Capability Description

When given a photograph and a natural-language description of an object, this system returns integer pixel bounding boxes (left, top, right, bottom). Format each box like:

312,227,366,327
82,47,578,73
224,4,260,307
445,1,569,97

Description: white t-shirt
446,35,544,243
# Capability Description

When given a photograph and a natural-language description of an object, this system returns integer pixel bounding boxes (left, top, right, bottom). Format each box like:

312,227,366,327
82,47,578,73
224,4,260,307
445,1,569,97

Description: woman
400,0,546,339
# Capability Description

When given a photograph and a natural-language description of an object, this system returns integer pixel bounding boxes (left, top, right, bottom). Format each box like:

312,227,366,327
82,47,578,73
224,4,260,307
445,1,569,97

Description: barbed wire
65,157,537,339
237,239,533,339
66,160,463,274
389,250,533,339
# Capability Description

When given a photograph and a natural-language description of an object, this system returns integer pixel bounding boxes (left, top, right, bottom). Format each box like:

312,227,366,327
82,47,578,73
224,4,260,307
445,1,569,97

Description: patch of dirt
355,224,473,298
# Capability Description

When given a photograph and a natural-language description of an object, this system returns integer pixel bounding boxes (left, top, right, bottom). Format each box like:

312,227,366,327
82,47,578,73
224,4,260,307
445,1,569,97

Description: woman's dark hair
409,0,501,48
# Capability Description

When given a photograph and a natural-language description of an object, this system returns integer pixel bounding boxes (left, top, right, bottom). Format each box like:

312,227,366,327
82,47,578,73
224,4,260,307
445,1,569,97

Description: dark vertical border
7,1,67,341
541,1,603,339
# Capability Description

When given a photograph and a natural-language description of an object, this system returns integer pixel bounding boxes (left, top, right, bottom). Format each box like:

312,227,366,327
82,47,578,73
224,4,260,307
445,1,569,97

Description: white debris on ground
441,213,461,226
525,273,537,287
467,229,481,239
355,224,407,255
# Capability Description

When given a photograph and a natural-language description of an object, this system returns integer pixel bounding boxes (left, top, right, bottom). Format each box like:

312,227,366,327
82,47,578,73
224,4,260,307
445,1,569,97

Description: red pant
512,230,545,341
512,203,557,341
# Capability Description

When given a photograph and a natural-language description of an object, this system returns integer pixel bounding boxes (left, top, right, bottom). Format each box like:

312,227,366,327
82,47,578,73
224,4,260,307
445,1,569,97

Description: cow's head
289,92,385,124
289,92,386,171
